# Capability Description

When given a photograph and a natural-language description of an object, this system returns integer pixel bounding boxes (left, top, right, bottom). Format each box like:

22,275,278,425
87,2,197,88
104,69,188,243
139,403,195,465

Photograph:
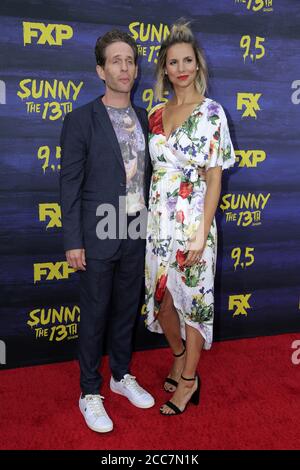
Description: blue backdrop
0,0,299,368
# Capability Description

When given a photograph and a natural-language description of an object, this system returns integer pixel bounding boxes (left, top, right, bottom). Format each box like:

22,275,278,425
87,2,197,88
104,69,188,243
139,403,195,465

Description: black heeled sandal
164,347,186,392
160,374,201,415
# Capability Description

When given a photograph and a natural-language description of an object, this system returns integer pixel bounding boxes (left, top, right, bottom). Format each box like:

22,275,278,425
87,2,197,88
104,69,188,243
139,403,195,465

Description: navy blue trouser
78,230,145,395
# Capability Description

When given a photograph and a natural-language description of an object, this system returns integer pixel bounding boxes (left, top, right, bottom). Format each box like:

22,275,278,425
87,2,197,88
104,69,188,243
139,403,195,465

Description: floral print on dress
144,98,236,349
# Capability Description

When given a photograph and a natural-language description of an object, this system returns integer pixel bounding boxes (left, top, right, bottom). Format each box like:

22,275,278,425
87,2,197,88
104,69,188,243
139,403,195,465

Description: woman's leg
158,288,186,391
160,324,204,414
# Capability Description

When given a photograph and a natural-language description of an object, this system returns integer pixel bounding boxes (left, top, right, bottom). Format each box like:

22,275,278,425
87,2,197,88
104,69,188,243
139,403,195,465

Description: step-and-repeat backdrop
0,0,299,368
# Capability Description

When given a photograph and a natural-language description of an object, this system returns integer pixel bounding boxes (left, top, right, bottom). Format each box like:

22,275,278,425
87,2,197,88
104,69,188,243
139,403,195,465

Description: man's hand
66,248,86,271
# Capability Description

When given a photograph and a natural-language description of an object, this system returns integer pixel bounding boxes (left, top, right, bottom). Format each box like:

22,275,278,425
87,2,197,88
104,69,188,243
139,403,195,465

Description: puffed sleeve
205,105,236,171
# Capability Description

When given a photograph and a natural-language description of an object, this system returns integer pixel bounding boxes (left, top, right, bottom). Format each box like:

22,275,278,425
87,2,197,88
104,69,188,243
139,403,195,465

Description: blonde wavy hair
154,22,208,102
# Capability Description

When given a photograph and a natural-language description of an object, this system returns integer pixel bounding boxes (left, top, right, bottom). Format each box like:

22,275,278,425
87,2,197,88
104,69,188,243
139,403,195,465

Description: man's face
97,41,138,94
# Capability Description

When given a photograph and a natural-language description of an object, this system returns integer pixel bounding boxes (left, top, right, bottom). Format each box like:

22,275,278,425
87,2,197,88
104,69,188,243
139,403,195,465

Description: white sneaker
110,374,155,409
79,394,113,433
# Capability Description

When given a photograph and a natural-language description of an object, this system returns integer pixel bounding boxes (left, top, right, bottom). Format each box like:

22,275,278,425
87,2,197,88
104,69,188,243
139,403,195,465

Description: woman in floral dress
144,23,236,415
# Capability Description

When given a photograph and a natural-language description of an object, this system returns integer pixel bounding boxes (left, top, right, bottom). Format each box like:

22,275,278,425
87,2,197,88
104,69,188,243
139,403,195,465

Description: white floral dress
144,98,236,349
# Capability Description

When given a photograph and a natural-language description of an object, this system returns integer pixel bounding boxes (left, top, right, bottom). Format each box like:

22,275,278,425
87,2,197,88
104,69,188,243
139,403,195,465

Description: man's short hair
95,29,138,66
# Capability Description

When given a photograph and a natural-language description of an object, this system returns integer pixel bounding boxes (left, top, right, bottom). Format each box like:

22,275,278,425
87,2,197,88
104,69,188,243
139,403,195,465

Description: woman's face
165,42,198,90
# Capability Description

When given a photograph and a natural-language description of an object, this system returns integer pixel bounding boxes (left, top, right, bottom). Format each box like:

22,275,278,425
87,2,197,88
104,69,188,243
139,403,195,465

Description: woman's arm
184,166,222,266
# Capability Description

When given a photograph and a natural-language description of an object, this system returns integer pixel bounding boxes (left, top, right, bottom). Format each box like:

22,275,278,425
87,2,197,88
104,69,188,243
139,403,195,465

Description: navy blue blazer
60,96,152,260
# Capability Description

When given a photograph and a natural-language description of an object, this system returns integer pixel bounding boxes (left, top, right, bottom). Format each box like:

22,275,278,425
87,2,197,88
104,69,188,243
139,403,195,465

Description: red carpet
1,333,300,450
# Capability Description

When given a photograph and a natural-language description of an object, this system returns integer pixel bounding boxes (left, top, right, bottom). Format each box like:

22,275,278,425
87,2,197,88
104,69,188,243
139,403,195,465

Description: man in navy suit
60,30,154,433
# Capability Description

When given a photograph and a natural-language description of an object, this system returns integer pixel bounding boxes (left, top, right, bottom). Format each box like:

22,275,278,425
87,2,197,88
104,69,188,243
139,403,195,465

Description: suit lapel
133,104,150,173
93,97,125,172
132,104,148,144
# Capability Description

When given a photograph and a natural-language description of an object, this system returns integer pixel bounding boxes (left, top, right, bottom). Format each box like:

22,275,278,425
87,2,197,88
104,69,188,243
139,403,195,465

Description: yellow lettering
44,80,58,99
17,79,32,100
27,309,41,327
219,193,231,211
17,80,84,101
220,193,270,211
128,22,140,41
23,22,73,46
128,22,170,43
27,305,80,328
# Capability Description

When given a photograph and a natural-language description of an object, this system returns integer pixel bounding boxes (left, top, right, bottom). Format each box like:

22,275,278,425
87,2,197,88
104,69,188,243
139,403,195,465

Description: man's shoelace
121,375,144,395
85,395,106,416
